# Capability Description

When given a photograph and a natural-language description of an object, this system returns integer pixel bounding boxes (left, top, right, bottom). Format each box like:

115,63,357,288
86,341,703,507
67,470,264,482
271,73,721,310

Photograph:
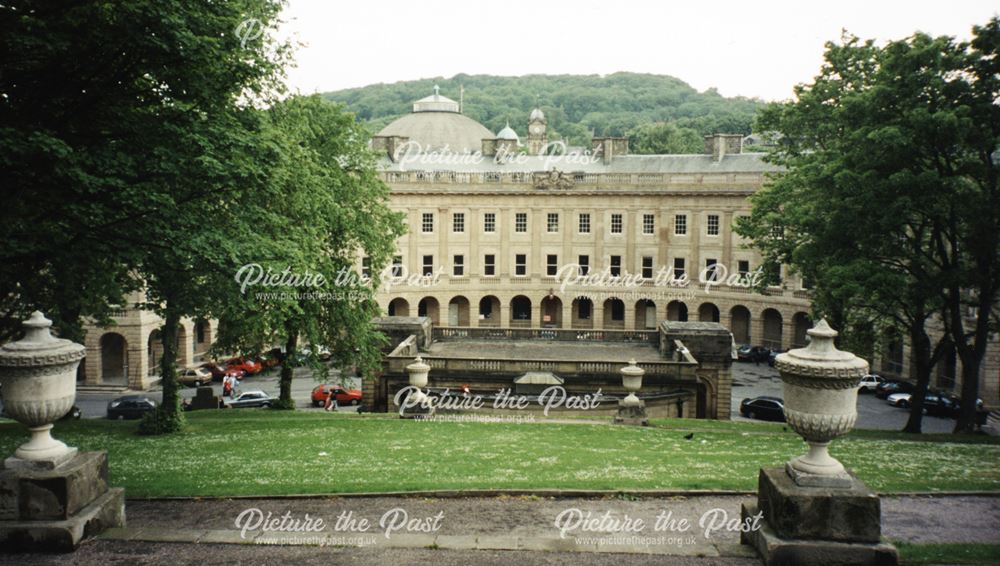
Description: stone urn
774,319,868,488
620,358,644,407
0,311,86,466
406,355,430,403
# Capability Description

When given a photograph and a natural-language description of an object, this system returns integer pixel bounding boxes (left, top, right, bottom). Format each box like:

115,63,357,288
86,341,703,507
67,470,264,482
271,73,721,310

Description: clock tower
527,107,547,155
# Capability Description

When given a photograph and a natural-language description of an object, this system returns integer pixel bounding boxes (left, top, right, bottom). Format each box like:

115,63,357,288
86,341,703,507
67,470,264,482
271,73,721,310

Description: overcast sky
276,0,997,101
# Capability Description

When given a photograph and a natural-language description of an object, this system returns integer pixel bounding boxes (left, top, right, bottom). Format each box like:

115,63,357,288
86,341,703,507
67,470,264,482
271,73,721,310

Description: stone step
96,527,757,557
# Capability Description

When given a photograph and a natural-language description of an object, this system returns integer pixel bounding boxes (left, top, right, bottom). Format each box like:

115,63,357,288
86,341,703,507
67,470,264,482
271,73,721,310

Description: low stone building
368,316,733,419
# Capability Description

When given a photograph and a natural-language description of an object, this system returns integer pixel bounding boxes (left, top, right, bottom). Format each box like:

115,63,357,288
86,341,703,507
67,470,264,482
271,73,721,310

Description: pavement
5,494,999,564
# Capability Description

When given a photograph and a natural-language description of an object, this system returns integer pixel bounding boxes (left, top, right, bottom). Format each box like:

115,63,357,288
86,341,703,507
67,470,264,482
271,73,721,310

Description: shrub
137,407,186,435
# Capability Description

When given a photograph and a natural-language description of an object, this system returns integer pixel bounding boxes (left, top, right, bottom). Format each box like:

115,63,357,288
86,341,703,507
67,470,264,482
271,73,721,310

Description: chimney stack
704,134,744,162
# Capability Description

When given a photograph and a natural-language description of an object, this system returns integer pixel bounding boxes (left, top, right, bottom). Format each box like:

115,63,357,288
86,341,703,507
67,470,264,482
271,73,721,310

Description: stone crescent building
370,87,814,352
76,86,997,407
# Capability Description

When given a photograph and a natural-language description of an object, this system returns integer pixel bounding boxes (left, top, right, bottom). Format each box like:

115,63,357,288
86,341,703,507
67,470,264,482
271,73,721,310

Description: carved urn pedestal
741,320,898,565
0,312,125,552
614,359,648,426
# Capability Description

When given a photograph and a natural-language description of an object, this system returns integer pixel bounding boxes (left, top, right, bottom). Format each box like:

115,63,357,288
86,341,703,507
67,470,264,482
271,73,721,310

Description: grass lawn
0,412,998,497
895,543,1000,565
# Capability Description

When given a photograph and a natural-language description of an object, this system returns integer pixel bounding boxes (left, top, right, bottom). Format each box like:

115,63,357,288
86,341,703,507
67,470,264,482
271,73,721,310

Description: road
730,361,956,433
73,360,955,432
75,365,361,419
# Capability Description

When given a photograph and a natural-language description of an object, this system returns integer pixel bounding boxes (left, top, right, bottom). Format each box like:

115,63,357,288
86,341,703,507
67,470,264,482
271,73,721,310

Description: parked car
107,395,156,420
887,392,964,418
258,348,284,369
737,345,771,363
226,357,262,376
740,396,786,422
311,384,363,407
298,346,333,364
768,349,785,367
200,362,228,381
875,380,914,399
177,367,212,387
858,374,885,393
225,390,272,408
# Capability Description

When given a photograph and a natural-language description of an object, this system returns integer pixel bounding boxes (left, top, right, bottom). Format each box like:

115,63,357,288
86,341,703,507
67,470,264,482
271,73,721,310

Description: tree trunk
954,353,982,433
902,321,932,434
949,284,990,434
279,322,298,405
160,307,181,417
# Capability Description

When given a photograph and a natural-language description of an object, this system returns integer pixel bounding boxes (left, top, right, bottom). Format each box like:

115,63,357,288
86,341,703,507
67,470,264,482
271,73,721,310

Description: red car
311,384,362,407
226,357,262,376
200,362,228,381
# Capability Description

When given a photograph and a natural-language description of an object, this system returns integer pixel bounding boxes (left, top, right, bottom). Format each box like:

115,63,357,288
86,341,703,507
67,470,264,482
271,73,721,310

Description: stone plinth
614,400,649,426
757,467,881,543
743,468,896,565
0,452,125,552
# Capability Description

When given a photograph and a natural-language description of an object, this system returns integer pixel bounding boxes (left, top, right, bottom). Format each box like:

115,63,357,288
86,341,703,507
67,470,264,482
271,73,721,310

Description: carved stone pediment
533,168,574,190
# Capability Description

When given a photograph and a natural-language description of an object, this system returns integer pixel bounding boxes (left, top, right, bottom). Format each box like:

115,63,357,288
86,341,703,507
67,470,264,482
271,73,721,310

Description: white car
226,390,272,408
858,374,885,393
177,367,212,387
887,392,912,408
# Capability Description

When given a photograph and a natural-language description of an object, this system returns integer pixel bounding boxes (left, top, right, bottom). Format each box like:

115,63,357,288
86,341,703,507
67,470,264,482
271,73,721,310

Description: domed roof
530,108,545,122
496,122,519,141
377,112,494,154
412,85,460,113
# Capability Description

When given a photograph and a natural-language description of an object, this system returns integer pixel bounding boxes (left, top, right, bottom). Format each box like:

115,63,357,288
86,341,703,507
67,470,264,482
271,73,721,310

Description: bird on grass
683,433,694,440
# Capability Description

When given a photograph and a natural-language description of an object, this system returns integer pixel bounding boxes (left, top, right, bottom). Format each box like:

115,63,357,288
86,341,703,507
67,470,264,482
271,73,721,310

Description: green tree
214,95,405,409
739,23,999,433
1,1,293,433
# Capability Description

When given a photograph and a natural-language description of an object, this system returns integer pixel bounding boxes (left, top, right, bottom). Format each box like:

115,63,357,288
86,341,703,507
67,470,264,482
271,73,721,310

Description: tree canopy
322,73,763,147
738,21,1000,433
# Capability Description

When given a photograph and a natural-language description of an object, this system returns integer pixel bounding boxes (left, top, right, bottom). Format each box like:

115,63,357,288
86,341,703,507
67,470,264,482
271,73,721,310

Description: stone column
0,311,125,551
741,319,898,565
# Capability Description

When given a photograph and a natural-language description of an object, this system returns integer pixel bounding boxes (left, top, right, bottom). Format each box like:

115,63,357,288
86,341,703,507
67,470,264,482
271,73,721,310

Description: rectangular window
391,255,403,277
547,213,559,233
484,212,496,233
706,258,719,281
361,257,371,278
547,254,558,276
673,257,686,279
422,255,433,276
610,213,623,234
642,256,653,279
453,254,464,276
578,300,591,320
578,255,589,276
738,260,750,277
421,212,434,233
578,213,591,233
610,255,621,277
484,254,495,276
453,212,465,233
515,212,527,233
515,254,527,276
707,214,720,236
674,214,687,235
642,214,655,235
